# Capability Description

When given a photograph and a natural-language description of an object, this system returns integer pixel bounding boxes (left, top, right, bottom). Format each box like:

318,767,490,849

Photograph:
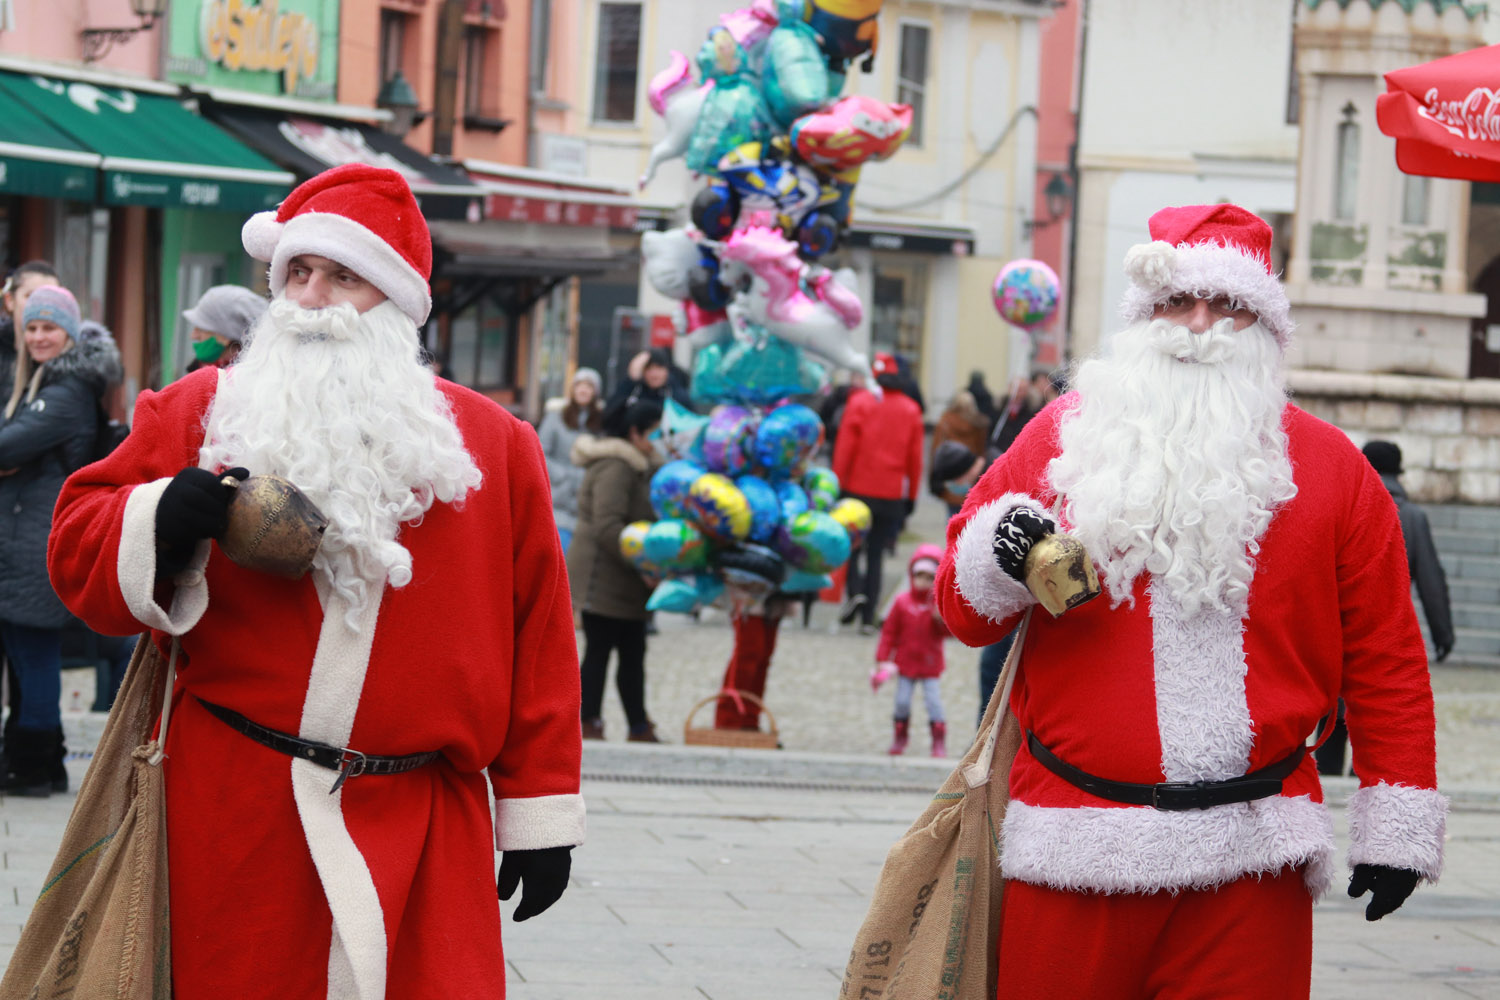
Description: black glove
903,498,915,519
155,467,249,576
1348,863,1421,921
992,507,1054,581
497,845,573,921
1435,641,1453,664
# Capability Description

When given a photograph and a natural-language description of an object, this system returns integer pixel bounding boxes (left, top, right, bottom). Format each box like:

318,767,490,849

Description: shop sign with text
164,0,340,101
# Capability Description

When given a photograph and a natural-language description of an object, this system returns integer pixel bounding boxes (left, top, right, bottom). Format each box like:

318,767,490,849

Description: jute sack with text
839,612,1029,1000
0,637,177,1000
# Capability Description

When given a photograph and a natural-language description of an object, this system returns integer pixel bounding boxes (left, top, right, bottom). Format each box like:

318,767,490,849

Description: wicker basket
682,689,780,749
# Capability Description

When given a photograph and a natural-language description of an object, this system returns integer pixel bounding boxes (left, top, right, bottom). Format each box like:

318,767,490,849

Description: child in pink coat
871,543,951,756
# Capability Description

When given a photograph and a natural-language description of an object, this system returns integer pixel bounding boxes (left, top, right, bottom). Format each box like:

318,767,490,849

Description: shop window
592,2,641,123
897,23,929,148
870,259,929,378
530,0,552,96
379,9,411,89
1333,106,1359,222
463,25,506,128
1401,174,1430,227
448,298,514,391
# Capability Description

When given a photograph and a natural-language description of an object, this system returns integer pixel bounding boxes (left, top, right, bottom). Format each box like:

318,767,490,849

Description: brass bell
1024,532,1101,618
219,475,329,579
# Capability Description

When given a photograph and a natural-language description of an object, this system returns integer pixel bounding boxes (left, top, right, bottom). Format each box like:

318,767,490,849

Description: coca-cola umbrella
1376,43,1500,182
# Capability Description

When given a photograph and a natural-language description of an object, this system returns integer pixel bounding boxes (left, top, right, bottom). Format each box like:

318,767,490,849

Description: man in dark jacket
1315,439,1453,775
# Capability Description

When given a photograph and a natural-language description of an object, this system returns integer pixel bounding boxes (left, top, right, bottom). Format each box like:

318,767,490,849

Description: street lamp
1024,172,1073,237
80,0,169,64
377,70,422,139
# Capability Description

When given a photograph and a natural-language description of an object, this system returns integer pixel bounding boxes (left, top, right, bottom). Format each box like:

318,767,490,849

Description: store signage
165,0,338,100
484,192,639,230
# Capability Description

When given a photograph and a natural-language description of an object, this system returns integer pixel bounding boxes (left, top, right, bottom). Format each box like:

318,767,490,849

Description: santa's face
284,254,388,314
1152,293,1258,334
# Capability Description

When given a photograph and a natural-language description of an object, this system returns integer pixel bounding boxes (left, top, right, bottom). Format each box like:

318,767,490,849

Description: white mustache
1145,316,1238,365
266,299,362,343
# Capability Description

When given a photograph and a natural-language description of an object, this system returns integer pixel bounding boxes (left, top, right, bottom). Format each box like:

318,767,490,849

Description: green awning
0,71,294,211
0,94,98,199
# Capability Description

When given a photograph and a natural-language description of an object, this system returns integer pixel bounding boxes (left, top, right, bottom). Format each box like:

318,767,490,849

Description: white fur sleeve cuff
953,494,1051,623
117,477,212,637
1346,782,1448,882
494,793,587,851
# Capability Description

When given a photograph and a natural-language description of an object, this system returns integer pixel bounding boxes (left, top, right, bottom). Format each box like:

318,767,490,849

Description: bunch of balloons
618,400,873,614
639,0,911,405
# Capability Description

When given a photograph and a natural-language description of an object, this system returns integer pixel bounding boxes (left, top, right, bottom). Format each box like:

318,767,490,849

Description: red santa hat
242,164,432,325
1119,203,1292,348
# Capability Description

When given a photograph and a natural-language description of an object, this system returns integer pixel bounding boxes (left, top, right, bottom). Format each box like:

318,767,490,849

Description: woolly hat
23,285,80,340
572,366,603,393
1362,440,1403,476
182,285,268,344
931,440,978,482
1119,203,1292,348
242,164,432,325
872,351,898,376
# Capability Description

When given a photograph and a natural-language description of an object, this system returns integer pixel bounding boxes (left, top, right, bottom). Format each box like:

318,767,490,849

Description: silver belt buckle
329,748,368,795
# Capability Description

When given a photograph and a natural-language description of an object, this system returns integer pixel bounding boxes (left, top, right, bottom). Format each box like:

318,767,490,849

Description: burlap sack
840,612,1030,1000
0,636,176,1000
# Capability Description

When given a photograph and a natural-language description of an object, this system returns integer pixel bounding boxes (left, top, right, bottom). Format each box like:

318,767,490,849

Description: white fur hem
117,477,211,636
494,793,587,852
952,494,1048,623
260,211,431,326
1346,782,1447,882
1120,240,1292,348
1000,797,1337,897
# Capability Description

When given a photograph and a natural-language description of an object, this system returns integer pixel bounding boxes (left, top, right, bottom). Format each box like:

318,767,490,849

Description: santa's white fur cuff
495,793,587,852
1346,782,1447,882
953,494,1050,623
1120,240,1293,348
117,477,211,636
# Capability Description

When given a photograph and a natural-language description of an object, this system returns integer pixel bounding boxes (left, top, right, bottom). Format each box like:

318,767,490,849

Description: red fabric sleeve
907,406,924,502
832,391,868,487
875,599,900,662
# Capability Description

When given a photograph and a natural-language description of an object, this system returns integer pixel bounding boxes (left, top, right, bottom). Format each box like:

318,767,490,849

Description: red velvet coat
48,367,584,1000
936,396,1445,897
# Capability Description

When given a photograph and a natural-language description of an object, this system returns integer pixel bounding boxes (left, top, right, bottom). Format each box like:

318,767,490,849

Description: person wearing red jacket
870,544,950,756
936,204,1444,998
832,353,925,632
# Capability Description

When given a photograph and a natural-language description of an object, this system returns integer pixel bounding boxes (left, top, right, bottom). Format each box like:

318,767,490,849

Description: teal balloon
691,342,732,404
695,332,829,407
754,404,823,479
735,474,782,543
661,398,710,462
647,574,725,613
686,76,773,176
643,519,710,571
774,510,851,574
801,466,839,511
762,22,836,129
773,479,809,524
781,570,834,593
651,460,707,520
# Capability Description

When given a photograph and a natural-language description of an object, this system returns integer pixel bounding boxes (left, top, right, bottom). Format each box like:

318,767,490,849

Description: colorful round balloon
775,510,852,574
801,466,840,511
735,474,783,543
773,478,809,524
754,404,823,479
702,405,759,476
643,518,710,571
619,520,654,567
829,497,872,551
651,460,708,520
687,473,753,543
992,259,1061,330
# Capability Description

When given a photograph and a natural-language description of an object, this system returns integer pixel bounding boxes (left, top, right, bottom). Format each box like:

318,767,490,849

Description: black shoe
839,593,867,625
50,726,67,793
2,727,54,798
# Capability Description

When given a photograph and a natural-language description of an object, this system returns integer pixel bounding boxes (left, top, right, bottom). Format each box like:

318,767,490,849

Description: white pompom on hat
1119,203,1292,349
242,163,433,325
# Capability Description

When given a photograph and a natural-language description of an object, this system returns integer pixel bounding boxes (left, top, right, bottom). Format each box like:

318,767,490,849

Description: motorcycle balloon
688,262,732,313
796,211,842,259
691,183,740,240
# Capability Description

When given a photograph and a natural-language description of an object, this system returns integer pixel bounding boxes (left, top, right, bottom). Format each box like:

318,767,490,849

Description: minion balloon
804,0,883,72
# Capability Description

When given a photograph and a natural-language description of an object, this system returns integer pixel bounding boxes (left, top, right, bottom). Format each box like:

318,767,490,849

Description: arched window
1334,104,1360,221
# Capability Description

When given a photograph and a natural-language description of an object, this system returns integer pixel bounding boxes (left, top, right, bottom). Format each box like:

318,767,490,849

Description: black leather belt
197,697,442,794
1026,731,1306,811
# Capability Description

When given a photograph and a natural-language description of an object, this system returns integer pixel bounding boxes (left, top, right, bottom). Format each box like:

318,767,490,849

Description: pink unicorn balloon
641,52,709,189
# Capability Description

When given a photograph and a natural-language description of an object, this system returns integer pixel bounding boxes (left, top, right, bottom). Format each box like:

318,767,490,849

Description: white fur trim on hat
248,210,432,326
1120,240,1293,348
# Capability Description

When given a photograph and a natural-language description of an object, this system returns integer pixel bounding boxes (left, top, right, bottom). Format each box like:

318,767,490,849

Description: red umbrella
1376,43,1500,182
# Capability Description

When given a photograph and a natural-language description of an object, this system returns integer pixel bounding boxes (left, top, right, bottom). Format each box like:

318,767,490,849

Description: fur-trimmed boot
930,721,948,758
888,718,910,756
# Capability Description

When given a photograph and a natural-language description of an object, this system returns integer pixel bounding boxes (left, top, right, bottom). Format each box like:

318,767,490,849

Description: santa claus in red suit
47,164,583,999
935,204,1446,999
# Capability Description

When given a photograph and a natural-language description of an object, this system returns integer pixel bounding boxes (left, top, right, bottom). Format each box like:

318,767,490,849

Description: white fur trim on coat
253,211,432,326
117,477,211,637
1346,782,1448,882
1001,796,1337,897
1119,240,1292,348
494,793,587,851
952,494,1051,623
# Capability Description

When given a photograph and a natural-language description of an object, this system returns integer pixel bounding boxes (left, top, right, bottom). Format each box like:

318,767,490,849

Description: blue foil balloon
643,519,710,571
775,509,852,574
781,570,834,593
702,405,759,476
802,466,840,511
735,474,783,543
754,404,823,479
773,479,809,524
686,75,774,176
647,573,725,613
651,460,707,520
719,335,828,405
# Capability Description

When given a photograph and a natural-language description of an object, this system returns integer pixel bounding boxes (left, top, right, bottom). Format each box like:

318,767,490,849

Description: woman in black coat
0,286,121,796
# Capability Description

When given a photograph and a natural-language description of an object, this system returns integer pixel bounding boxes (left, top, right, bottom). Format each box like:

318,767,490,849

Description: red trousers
715,613,781,728
996,866,1312,999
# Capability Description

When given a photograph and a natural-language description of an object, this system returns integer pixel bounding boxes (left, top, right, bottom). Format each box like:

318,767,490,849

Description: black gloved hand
497,845,573,921
155,467,249,576
1348,863,1422,921
902,498,915,519
992,507,1054,581
1435,641,1453,664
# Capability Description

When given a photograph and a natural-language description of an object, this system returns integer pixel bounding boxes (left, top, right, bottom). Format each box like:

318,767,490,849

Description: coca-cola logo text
1419,85,1500,142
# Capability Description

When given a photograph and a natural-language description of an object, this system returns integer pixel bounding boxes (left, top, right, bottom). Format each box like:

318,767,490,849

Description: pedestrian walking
536,366,603,552
870,544,950,756
0,286,119,796
937,204,1444,997
181,284,267,373
567,397,666,743
833,352,924,633
49,165,584,996
1315,439,1455,776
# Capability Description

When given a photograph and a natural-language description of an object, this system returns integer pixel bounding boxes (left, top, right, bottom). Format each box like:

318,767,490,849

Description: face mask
945,480,972,498
192,337,226,364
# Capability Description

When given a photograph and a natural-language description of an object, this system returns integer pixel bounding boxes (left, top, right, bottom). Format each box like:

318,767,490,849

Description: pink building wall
1031,0,1081,366
0,0,163,76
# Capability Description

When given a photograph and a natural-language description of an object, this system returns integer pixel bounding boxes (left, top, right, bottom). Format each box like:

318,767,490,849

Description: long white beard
200,298,483,628
1047,317,1297,617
